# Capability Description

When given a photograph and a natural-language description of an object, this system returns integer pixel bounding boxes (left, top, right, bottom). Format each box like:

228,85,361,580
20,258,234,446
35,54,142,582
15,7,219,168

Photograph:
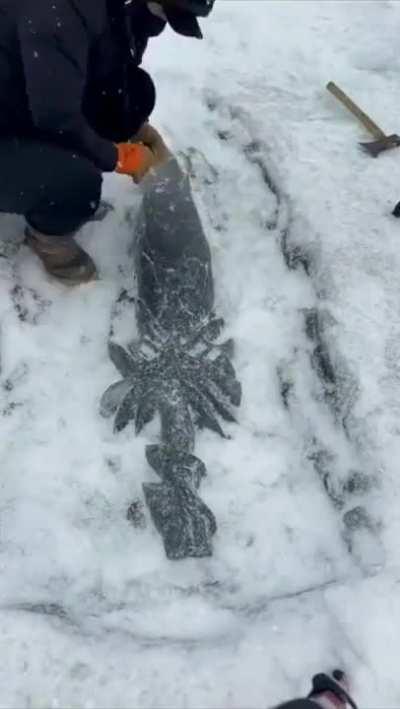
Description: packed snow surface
0,2,400,706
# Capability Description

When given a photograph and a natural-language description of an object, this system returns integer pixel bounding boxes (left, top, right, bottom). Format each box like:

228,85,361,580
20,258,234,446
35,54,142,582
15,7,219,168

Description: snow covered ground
1,1,400,706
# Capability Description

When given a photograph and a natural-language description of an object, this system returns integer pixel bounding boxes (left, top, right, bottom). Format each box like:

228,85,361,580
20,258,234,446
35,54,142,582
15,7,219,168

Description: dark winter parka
0,0,166,170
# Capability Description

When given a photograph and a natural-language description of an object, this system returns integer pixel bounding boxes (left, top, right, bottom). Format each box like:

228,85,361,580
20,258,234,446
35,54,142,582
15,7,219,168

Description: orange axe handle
326,81,386,139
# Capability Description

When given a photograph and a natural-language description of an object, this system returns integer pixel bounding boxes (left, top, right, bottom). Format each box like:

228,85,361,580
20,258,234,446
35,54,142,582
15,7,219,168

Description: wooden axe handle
326,81,386,139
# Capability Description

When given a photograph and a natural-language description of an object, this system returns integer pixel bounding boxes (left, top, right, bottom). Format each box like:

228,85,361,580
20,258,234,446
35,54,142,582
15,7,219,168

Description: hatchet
326,81,400,157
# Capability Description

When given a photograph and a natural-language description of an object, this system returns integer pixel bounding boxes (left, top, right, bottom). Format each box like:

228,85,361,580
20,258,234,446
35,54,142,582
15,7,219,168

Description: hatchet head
360,133,400,157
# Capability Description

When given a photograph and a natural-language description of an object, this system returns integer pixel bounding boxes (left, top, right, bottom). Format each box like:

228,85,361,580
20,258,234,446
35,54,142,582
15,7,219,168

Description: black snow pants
0,68,155,236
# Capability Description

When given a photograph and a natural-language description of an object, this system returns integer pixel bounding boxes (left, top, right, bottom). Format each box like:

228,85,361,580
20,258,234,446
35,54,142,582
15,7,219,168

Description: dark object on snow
101,157,241,559
274,670,358,709
308,671,358,709
392,201,400,218
360,134,400,158
126,498,147,530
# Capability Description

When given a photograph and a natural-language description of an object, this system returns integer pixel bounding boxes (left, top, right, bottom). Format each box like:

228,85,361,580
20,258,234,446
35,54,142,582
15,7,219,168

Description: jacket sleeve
17,0,118,172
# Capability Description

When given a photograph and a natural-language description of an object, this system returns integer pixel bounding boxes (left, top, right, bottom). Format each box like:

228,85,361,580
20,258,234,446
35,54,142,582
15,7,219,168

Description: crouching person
0,0,214,284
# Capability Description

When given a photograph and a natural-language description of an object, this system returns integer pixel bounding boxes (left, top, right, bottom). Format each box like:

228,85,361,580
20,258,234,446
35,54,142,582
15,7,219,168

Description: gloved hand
115,124,171,183
115,142,156,182
133,123,171,165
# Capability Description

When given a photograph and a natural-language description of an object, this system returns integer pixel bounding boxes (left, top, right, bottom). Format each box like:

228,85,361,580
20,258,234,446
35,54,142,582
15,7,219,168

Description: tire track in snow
200,89,384,575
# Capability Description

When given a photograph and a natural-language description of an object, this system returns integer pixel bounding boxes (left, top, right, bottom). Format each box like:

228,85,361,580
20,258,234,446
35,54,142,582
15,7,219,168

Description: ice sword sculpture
101,157,241,559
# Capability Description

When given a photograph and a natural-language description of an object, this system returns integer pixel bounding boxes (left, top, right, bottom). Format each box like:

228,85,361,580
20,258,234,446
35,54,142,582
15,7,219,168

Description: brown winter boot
25,227,98,285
